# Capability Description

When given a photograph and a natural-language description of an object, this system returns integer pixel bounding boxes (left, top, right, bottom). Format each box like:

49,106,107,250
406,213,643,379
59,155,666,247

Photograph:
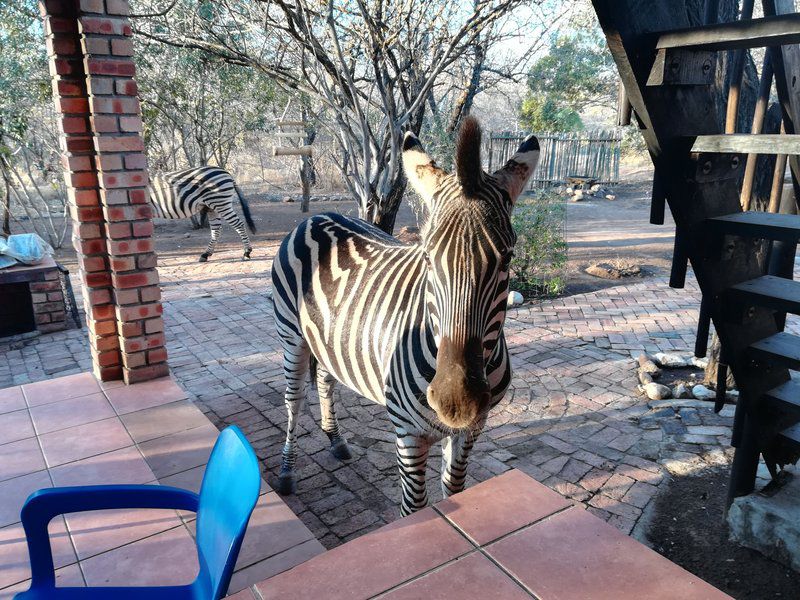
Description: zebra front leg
278,339,311,495
441,424,484,498
396,433,431,516
199,210,221,262
316,367,352,460
217,204,253,261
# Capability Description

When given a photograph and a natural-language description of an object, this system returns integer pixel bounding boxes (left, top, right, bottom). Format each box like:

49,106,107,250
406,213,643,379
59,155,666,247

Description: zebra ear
402,132,446,205
492,134,540,203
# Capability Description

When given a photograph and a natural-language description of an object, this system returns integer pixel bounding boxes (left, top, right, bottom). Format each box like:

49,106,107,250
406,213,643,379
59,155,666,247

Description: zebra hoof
198,253,210,263
330,439,352,461
276,471,296,495
242,249,252,261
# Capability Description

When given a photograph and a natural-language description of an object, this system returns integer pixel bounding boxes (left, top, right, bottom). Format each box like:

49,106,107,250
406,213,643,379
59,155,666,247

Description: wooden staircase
592,0,800,503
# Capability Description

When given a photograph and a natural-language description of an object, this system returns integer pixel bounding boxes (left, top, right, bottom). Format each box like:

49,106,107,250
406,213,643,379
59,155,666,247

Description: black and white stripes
271,117,539,515
149,166,256,262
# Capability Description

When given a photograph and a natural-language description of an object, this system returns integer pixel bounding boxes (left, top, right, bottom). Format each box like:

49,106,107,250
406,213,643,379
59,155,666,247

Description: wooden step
749,332,800,370
779,423,800,452
727,275,800,314
707,212,800,242
763,380,800,413
657,13,800,51
692,134,800,154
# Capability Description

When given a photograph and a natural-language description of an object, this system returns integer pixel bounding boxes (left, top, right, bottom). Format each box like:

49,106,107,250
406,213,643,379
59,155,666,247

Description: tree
519,30,616,132
132,0,552,233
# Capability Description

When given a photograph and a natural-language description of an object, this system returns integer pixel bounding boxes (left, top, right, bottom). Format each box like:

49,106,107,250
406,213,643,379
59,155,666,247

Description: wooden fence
485,130,622,188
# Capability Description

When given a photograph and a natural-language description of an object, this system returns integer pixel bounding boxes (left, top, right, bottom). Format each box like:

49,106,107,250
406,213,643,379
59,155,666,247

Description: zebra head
402,117,539,430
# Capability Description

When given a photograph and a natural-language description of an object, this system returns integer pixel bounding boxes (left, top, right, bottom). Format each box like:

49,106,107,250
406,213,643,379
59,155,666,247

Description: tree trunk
299,106,316,213
1,163,11,236
373,177,407,234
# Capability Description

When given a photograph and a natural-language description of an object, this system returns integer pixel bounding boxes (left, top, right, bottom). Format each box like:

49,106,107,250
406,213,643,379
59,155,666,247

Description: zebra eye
422,252,431,265
500,250,514,268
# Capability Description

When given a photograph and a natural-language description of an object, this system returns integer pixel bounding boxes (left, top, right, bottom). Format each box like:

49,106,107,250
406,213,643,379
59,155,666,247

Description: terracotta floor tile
39,418,133,468
0,438,46,483
0,409,35,447
228,539,325,596
381,551,532,600
22,373,101,408
29,392,115,435
138,423,218,478
104,377,187,415
436,469,572,545
0,387,25,415
0,517,76,589
158,465,207,494
257,507,472,600
49,446,155,488
66,508,183,560
225,587,258,599
80,525,198,587
485,507,731,600
120,399,209,443
0,470,51,528
2,563,85,598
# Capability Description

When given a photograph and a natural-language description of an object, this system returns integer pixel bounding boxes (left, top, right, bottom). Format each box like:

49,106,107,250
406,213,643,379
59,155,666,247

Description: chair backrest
195,426,261,599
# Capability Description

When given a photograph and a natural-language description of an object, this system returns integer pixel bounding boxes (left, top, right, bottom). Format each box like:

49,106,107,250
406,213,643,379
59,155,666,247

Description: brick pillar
41,0,168,384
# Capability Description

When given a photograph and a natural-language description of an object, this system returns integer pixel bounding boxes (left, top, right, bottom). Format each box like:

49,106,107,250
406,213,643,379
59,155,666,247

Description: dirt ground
47,170,800,596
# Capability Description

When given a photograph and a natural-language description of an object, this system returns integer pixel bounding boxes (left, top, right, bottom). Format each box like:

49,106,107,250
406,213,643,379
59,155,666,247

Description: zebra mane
455,116,482,196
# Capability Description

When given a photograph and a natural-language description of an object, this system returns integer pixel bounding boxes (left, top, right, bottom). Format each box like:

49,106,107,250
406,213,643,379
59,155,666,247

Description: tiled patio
0,373,323,598
243,470,730,600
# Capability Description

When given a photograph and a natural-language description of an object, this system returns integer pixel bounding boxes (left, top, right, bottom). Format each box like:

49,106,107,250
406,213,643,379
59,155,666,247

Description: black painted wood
748,331,800,370
707,211,800,242
656,13,800,51
726,275,800,314
764,380,800,413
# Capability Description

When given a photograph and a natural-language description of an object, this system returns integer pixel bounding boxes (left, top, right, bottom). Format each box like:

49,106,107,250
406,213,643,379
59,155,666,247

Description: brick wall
31,268,68,333
41,0,168,383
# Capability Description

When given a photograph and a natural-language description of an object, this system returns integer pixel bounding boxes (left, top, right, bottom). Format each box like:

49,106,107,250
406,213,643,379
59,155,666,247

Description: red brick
87,58,136,77
132,221,154,237
75,238,106,255
128,189,148,204
62,155,93,172
32,301,65,313
115,79,138,96
56,79,84,97
120,321,143,338
103,170,148,188
64,136,94,153
122,351,147,370
115,288,140,305
69,171,98,188
30,281,60,292
117,302,163,322
86,77,113,95
140,286,161,303
94,334,120,352
79,255,106,272
80,17,130,36
124,362,169,384
91,115,118,132
90,97,139,114
111,38,134,56
105,221,131,238
83,36,109,54
97,154,124,171
114,270,159,289
62,116,90,134
119,116,142,132
85,272,112,287
55,97,90,113
95,135,144,153
95,348,121,368
35,313,52,325
110,256,136,271
47,291,65,302
70,189,100,207
47,36,78,55
123,154,148,170
75,222,101,239
102,189,129,205
38,322,67,333
45,17,79,36
88,288,112,305
90,304,116,320
74,206,104,222
106,204,152,221
108,238,154,255
96,364,123,382
144,318,164,334
106,0,130,16
147,347,168,364
78,0,104,13
136,252,157,269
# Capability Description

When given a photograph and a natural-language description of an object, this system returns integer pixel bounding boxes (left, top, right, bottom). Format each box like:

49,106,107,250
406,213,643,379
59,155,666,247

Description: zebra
148,166,256,262
271,117,539,515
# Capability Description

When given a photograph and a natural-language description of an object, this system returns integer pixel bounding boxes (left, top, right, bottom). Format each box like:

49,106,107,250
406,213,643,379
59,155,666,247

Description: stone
507,291,524,307
672,384,692,399
565,187,574,195
691,384,715,401
283,196,294,203
643,382,671,401
638,370,653,385
728,468,800,572
649,398,710,409
572,190,584,201
653,352,691,368
637,353,662,378
691,356,709,369
605,194,617,201
590,184,602,192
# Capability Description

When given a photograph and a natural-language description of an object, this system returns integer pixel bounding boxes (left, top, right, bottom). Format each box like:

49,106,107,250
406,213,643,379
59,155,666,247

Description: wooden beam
692,134,800,154
272,145,313,157
656,13,800,51
276,120,307,127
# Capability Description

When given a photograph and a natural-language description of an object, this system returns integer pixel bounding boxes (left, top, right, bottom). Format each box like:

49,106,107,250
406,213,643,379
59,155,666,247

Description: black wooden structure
591,0,800,505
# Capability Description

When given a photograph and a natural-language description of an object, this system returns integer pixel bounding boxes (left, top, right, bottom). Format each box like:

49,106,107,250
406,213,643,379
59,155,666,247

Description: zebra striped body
271,118,539,514
149,166,256,262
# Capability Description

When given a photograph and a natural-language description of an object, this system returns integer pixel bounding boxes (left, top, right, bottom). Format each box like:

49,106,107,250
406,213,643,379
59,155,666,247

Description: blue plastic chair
15,425,260,600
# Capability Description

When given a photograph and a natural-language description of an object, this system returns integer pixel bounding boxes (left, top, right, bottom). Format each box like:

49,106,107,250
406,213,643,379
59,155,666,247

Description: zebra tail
309,355,318,389
234,181,257,233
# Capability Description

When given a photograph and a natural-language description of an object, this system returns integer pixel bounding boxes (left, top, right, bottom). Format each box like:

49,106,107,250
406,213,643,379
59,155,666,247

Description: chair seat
15,584,196,600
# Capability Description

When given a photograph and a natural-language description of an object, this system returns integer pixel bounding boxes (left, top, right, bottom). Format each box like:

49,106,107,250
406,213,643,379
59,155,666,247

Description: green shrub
510,190,567,298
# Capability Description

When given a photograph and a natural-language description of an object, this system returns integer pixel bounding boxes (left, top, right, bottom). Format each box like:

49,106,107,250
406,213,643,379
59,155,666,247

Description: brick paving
0,243,758,548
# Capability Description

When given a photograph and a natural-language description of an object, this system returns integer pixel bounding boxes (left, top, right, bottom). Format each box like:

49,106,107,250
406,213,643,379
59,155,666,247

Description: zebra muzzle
428,337,491,429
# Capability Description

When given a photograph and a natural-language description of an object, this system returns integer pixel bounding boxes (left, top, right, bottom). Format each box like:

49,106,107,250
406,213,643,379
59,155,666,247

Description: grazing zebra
149,166,256,262
271,117,539,515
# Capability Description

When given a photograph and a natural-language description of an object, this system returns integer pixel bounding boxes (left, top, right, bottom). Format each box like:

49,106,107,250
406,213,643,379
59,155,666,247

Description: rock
282,196,294,203
589,184,601,192
507,291,524,307
643,382,672,401
673,384,692,399
691,384,715,400
183,233,191,238
653,352,691,368
726,389,740,401
691,356,709,369
565,187,574,195
586,261,641,280
572,190,584,201
637,353,662,378
555,186,565,195
649,398,711,409
638,370,654,385
605,194,617,201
